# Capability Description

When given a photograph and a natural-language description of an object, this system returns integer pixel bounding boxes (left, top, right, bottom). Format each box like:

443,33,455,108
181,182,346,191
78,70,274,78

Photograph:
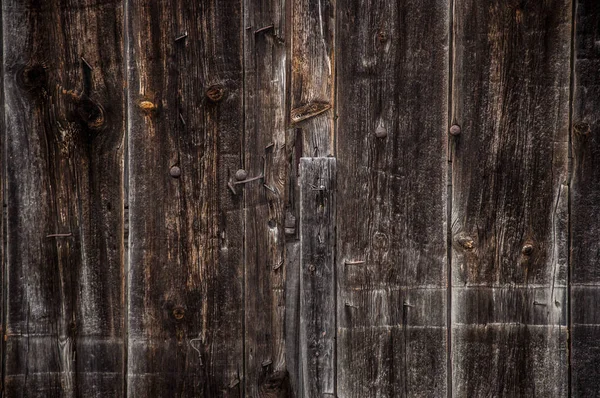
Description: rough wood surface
126,0,244,396
571,0,600,396
335,0,449,396
451,0,571,396
291,0,334,157
243,0,290,396
3,0,125,396
299,157,336,397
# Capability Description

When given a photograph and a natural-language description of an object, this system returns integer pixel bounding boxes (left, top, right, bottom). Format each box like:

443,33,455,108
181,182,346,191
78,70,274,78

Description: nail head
170,166,181,178
450,124,461,136
206,85,225,102
375,125,387,138
173,307,185,320
235,169,248,181
522,244,534,256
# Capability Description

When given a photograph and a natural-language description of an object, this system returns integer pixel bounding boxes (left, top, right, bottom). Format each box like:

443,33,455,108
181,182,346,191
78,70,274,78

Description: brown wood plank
2,0,125,396
299,157,336,397
291,0,334,156
571,0,600,396
126,1,244,396
451,0,571,395
335,0,449,396
243,0,290,396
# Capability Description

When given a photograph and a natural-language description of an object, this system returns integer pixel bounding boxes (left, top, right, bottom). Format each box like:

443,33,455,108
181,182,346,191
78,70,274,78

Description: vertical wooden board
335,0,449,396
3,1,124,396
243,0,290,396
299,157,336,397
126,0,244,396
290,0,334,156
571,0,600,395
451,0,571,396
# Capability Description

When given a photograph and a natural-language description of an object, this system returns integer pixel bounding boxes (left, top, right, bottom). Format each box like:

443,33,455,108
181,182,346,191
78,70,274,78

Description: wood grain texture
451,0,571,396
243,0,290,396
291,0,334,157
335,0,449,396
126,0,244,396
299,157,336,397
2,0,125,396
571,0,600,396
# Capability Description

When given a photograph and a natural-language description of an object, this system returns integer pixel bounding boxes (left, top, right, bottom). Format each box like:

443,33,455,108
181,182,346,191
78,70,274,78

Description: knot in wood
17,63,48,92
77,97,105,129
235,169,248,181
139,100,157,114
206,85,225,102
574,122,591,136
450,124,461,136
457,234,474,251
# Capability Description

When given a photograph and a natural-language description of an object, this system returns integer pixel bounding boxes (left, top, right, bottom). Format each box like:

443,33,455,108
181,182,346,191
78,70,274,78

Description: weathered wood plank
291,0,334,156
571,0,600,396
335,0,449,396
451,0,571,395
243,1,290,396
299,157,336,397
126,1,244,396
2,0,125,396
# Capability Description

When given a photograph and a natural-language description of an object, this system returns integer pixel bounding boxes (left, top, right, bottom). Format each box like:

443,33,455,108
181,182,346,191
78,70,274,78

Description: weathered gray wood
335,0,449,396
243,1,290,396
3,0,125,396
291,0,334,157
571,0,600,395
451,0,571,395
299,157,336,397
126,1,244,396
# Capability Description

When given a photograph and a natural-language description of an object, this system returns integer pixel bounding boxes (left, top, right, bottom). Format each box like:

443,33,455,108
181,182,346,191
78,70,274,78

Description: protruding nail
170,166,181,178
450,124,461,136
522,244,534,256
235,169,248,181
175,32,188,42
375,125,387,138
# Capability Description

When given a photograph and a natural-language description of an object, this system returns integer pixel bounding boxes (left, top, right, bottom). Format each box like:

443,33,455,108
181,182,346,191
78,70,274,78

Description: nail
175,32,188,42
80,56,92,70
170,166,181,178
46,233,72,238
375,125,387,138
345,302,359,309
261,359,272,367
254,24,274,34
172,307,185,320
457,234,474,251
206,85,225,102
345,260,365,266
574,122,591,136
522,244,534,256
235,169,248,181
233,174,264,185
450,124,461,136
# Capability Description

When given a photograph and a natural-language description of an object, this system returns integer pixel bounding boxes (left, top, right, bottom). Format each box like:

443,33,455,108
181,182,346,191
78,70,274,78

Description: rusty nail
450,124,461,136
457,234,474,251
375,125,387,138
175,32,188,42
235,169,248,181
170,166,181,178
206,85,224,102
522,244,534,256
173,307,185,320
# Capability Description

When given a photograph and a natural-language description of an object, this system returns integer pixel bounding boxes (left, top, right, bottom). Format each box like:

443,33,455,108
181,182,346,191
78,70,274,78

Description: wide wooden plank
291,0,334,156
243,1,290,396
451,0,571,395
3,0,125,396
126,1,244,396
335,0,449,396
299,157,336,397
571,0,600,396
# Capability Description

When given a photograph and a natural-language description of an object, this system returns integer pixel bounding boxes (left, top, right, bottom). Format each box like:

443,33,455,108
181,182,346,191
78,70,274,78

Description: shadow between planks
0,0,598,397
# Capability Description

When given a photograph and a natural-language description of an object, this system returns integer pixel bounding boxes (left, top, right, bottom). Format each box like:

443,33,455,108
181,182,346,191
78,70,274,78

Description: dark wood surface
571,0,600,396
2,0,600,396
335,0,449,396
126,0,244,396
451,0,571,395
3,0,125,396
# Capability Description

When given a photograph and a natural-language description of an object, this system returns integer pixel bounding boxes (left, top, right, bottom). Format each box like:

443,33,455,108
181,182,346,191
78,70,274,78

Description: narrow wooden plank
243,1,290,396
571,1,600,395
291,0,334,156
299,157,336,397
451,1,571,396
126,1,244,396
2,0,125,396
335,0,449,396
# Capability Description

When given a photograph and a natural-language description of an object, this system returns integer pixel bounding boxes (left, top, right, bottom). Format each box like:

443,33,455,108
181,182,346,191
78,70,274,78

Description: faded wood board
291,0,334,156
299,157,336,397
243,0,290,396
335,0,449,396
126,0,244,396
571,0,600,396
2,0,125,396
451,0,571,396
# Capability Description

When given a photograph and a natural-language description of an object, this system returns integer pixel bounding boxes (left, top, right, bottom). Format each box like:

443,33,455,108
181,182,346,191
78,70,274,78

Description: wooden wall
0,0,598,397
